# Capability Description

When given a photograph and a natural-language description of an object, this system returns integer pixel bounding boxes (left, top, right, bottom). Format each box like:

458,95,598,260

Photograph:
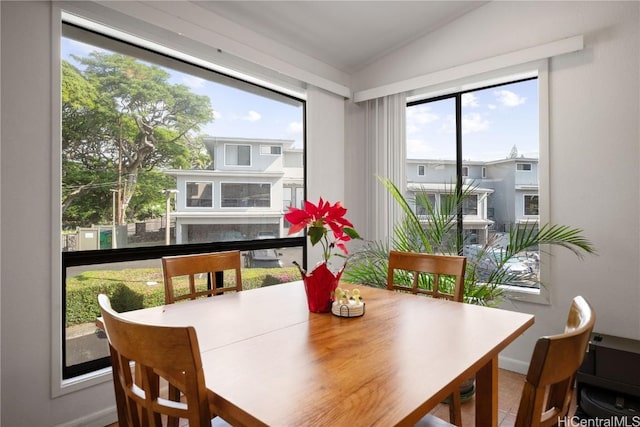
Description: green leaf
308,226,326,246
343,227,361,239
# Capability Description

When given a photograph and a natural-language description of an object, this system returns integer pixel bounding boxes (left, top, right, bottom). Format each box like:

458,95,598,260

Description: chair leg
448,391,462,427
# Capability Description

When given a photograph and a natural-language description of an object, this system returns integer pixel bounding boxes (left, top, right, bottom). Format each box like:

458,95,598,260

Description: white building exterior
407,157,539,244
165,137,304,243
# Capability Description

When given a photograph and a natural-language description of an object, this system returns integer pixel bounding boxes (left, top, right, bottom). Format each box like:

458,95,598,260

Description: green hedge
66,267,301,327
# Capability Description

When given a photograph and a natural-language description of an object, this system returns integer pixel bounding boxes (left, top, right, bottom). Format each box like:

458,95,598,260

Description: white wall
349,1,640,371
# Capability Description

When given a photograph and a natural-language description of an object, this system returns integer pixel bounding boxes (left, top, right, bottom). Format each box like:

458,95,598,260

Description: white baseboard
54,406,117,427
499,355,529,375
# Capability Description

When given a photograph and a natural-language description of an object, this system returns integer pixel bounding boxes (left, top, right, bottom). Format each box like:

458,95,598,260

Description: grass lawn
66,266,300,326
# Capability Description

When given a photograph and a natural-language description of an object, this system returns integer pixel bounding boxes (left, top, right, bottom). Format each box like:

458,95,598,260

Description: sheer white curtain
364,93,406,244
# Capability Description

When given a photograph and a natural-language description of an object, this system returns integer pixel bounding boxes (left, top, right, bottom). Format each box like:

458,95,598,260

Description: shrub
66,266,301,326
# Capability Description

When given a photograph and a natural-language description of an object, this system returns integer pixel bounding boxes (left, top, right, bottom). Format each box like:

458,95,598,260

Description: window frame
417,165,426,176
463,194,479,216
523,194,539,216
517,162,533,171
185,181,214,208
406,60,550,306
219,182,272,208
224,143,252,167
55,17,308,393
260,144,282,156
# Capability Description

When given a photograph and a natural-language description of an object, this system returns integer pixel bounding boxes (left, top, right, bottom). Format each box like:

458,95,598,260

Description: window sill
501,283,550,305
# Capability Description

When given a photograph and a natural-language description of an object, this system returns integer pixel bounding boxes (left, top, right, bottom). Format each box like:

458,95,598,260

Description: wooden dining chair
514,295,596,427
162,250,242,304
387,250,466,302
98,294,230,427
387,250,466,427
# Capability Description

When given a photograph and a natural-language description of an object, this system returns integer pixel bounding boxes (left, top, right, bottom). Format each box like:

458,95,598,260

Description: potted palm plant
345,177,595,306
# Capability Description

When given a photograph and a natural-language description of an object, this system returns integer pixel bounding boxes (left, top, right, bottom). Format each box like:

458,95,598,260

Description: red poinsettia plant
285,197,360,263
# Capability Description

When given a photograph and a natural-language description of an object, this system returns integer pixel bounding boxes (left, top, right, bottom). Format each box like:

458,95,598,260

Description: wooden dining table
107,281,534,426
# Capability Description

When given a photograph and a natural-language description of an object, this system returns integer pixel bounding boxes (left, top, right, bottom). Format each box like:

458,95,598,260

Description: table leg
475,356,498,427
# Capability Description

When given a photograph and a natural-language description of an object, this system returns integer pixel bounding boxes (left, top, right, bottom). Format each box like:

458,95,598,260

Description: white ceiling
193,1,487,74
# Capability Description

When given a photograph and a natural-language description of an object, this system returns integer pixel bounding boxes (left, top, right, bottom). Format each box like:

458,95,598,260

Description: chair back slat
387,251,466,302
162,251,242,304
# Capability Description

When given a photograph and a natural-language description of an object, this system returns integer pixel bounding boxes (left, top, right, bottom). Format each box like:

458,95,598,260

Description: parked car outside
244,249,284,268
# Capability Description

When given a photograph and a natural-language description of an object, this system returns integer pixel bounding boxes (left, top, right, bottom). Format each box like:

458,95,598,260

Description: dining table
105,281,534,426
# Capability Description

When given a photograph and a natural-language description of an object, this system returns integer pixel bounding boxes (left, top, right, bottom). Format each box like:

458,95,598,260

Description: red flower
285,197,360,262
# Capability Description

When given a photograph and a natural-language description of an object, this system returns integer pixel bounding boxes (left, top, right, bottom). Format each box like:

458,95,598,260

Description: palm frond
346,178,596,306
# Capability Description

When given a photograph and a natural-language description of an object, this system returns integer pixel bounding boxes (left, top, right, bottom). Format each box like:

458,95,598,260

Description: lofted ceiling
193,1,487,74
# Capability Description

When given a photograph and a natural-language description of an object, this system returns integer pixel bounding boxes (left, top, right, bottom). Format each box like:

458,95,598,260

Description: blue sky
63,37,536,161
62,38,304,149
406,79,539,161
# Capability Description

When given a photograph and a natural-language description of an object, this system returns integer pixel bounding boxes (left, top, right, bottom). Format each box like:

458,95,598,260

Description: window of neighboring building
482,167,487,178
462,166,469,177
260,145,282,155
517,163,532,171
463,195,478,216
524,195,539,215
415,192,436,215
186,182,213,207
221,183,271,207
225,144,252,166
418,165,425,176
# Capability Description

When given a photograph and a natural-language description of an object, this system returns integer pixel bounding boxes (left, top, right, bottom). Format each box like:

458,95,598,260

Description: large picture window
61,23,306,380
407,77,540,289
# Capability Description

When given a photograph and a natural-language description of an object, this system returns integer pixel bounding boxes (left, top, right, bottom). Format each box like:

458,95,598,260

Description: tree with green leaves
62,52,213,227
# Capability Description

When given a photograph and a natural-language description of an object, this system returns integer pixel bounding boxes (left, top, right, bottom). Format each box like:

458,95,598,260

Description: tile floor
428,369,527,426
106,368,574,426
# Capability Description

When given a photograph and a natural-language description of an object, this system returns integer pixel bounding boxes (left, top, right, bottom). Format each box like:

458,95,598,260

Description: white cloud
182,75,205,89
488,104,497,110
243,110,262,122
287,121,303,134
212,110,222,120
407,138,438,158
462,113,490,134
461,93,479,107
68,39,104,56
406,105,439,134
494,90,526,107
